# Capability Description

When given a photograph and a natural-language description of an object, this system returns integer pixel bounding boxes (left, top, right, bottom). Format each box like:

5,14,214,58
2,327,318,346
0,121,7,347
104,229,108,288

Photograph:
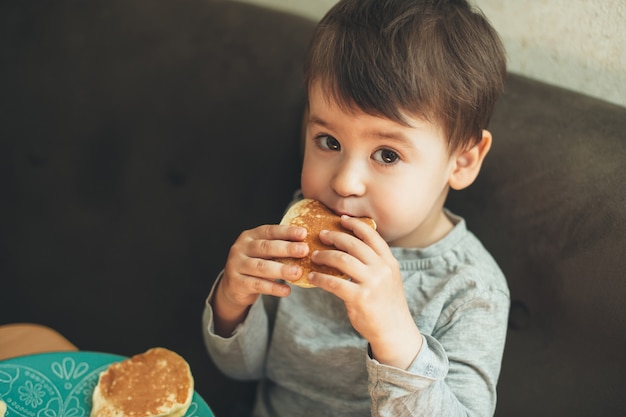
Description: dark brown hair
304,0,507,152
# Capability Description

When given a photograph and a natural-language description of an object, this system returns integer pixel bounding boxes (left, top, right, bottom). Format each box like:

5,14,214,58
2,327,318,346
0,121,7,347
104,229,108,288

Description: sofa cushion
447,73,626,416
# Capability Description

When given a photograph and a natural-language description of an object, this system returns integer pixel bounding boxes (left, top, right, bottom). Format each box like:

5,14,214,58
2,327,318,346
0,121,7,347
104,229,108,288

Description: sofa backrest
447,74,626,416
0,1,312,415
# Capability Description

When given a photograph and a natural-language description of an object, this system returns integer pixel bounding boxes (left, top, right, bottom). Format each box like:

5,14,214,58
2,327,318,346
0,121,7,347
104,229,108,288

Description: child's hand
308,215,423,370
212,224,308,336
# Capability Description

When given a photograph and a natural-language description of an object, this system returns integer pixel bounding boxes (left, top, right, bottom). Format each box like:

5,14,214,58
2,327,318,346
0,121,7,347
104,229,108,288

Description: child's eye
373,148,400,164
316,135,341,151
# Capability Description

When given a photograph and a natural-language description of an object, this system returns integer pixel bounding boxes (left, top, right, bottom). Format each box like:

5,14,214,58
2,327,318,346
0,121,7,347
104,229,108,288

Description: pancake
279,198,376,288
90,347,193,417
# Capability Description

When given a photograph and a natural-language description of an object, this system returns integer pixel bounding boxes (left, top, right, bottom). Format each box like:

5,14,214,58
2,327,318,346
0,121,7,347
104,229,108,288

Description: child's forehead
307,80,435,130
307,86,447,142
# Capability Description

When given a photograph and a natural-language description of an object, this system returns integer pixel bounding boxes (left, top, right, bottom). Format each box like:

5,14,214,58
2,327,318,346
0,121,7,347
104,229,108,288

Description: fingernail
290,266,302,277
280,285,290,296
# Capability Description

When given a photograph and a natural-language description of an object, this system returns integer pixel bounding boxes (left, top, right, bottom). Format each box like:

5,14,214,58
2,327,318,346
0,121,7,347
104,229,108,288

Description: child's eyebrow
368,130,411,143
307,116,330,128
308,114,414,144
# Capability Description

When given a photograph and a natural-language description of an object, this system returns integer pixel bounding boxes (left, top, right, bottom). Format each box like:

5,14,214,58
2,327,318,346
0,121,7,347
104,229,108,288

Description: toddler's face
301,83,457,248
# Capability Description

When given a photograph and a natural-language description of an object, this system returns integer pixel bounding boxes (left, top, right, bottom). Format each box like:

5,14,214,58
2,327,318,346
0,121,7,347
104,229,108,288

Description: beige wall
237,0,626,108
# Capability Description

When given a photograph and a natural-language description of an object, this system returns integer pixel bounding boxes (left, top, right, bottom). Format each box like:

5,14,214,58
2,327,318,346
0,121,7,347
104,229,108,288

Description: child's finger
247,238,309,260
309,247,366,284
240,275,293,298
318,228,375,265
236,257,304,282
252,224,307,242
339,215,388,255
307,270,357,299
221,271,292,301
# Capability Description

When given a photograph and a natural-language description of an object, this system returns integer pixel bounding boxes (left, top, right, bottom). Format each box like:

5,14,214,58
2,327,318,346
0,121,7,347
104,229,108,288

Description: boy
203,0,509,415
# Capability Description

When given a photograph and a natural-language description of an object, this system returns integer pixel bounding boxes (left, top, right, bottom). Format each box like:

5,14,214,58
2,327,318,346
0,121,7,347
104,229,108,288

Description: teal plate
0,351,214,417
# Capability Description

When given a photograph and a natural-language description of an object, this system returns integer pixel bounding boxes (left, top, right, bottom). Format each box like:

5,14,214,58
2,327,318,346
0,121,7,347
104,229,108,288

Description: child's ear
448,130,492,190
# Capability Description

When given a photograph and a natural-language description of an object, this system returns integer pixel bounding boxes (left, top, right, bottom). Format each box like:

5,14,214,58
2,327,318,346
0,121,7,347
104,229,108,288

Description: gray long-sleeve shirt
203,211,510,416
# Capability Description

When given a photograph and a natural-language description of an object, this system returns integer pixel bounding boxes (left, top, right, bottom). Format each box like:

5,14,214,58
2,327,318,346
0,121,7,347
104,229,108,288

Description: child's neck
389,209,455,249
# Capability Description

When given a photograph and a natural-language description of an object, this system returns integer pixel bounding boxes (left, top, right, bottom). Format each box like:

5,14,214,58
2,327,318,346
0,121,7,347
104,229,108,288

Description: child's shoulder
395,211,508,295
448,213,507,292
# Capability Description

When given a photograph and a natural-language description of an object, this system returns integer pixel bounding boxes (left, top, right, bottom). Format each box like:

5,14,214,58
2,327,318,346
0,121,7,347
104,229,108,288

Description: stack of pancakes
90,347,193,417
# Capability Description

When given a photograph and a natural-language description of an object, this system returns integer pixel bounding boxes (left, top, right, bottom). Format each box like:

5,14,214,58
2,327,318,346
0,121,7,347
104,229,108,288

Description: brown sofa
1,1,624,416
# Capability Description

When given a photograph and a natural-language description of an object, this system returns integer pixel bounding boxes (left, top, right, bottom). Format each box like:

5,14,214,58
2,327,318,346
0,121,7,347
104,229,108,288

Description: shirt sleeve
202,273,270,381
367,288,509,417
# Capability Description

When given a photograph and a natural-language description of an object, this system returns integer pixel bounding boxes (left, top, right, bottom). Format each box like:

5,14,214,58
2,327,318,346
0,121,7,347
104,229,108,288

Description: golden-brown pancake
90,347,193,417
279,199,376,288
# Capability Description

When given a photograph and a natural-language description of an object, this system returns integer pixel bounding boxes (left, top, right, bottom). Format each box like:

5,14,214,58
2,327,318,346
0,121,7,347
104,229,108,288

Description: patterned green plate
0,351,213,417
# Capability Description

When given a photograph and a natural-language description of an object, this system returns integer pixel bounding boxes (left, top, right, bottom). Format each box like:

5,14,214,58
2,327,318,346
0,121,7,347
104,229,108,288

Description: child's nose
330,158,366,197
